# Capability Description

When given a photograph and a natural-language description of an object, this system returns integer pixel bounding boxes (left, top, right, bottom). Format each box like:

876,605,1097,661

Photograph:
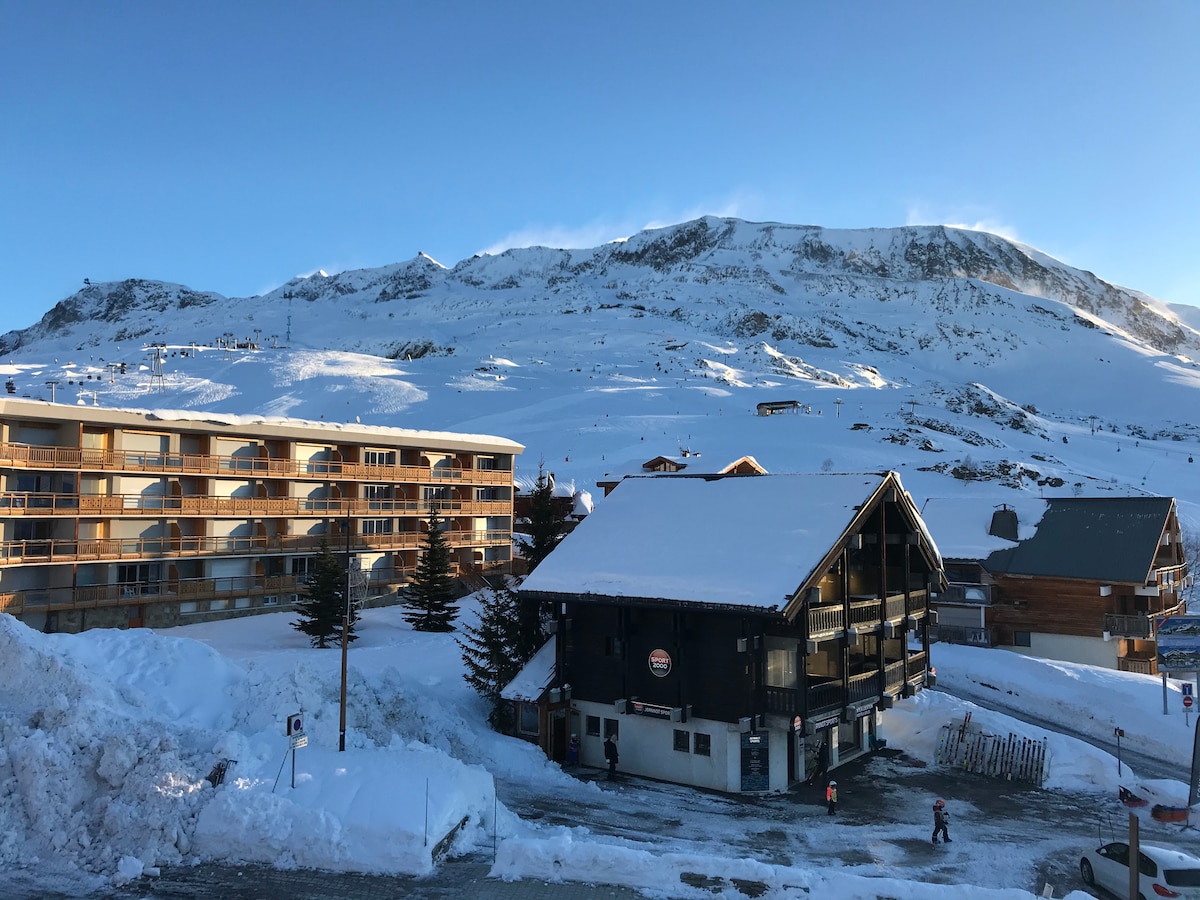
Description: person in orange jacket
826,780,838,815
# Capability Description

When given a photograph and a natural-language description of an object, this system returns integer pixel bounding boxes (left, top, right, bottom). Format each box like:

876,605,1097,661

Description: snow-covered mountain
3,217,1199,532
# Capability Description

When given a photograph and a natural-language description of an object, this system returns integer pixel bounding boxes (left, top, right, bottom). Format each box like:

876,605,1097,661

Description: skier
603,734,619,780
932,799,951,843
826,780,838,815
566,734,580,766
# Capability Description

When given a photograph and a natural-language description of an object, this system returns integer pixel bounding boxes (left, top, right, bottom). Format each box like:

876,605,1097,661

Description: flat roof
0,398,523,454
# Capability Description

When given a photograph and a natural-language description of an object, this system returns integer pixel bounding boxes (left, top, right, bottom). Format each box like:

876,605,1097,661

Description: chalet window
423,486,451,502
603,718,619,740
519,702,539,735
1013,631,1032,647
362,518,393,535
694,733,712,756
477,457,496,470
363,450,396,467
586,715,601,737
766,648,797,689
674,730,690,752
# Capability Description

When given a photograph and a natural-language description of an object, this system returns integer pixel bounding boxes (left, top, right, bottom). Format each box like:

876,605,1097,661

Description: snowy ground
6,600,1200,899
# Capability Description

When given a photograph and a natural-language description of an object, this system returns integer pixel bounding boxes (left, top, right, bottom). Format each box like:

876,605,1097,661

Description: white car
1080,841,1200,899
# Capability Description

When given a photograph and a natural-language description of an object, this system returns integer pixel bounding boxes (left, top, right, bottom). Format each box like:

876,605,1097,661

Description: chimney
989,505,1018,541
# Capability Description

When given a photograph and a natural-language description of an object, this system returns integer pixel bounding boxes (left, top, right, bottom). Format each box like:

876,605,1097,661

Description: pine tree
292,539,358,648
458,580,523,729
519,462,567,573
404,507,459,632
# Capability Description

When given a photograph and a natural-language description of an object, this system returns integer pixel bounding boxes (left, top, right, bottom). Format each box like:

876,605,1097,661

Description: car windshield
1165,867,1200,887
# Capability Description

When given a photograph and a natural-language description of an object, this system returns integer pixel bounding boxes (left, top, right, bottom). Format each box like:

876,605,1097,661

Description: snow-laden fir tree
292,539,358,648
518,461,567,574
458,579,525,728
404,507,459,632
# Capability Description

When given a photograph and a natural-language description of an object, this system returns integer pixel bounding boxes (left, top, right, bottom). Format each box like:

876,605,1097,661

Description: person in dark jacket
932,799,951,843
566,734,580,767
808,740,829,785
603,735,619,779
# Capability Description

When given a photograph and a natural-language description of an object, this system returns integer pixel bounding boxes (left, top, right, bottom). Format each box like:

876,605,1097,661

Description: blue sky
2,1,1197,330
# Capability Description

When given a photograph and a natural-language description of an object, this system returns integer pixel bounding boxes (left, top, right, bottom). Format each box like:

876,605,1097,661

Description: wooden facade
519,471,944,793
0,398,521,632
931,497,1188,673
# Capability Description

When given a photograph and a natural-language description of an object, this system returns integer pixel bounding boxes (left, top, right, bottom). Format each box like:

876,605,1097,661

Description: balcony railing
1118,656,1156,676
1104,614,1153,639
933,624,994,647
0,528,512,564
935,583,992,605
0,565,429,616
0,492,513,519
807,590,928,636
0,442,514,485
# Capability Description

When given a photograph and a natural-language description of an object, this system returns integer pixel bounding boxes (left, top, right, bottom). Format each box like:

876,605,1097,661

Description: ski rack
935,714,1048,785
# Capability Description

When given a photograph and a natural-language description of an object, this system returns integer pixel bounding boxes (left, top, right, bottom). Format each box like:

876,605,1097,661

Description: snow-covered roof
918,497,1048,560
500,637,556,702
521,472,894,611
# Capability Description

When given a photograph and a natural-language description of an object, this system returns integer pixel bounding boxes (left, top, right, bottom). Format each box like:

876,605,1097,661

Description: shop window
1013,631,1032,647
519,703,539,735
694,733,712,756
603,718,619,740
674,730,690,752
586,715,601,737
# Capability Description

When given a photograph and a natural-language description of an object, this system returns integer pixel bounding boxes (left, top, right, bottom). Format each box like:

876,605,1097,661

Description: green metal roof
984,497,1174,584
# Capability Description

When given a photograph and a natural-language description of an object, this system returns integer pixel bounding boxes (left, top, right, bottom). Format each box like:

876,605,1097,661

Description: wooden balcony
0,528,512,565
933,624,994,646
1118,655,1156,676
807,590,928,636
763,653,928,717
0,564,428,617
0,442,514,485
1104,614,1153,639
0,492,513,519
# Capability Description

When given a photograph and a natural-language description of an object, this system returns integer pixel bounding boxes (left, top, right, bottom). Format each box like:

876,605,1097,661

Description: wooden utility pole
339,509,352,752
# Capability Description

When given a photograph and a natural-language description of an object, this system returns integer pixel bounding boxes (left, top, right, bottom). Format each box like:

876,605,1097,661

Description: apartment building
0,398,522,633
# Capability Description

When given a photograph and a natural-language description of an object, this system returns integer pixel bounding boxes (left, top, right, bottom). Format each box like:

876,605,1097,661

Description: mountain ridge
1,216,1197,535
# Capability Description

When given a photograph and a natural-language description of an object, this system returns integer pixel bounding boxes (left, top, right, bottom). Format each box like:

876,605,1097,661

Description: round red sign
648,648,672,677
1186,696,1194,709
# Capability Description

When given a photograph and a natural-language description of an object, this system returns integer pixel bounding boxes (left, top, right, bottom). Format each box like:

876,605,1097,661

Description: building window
604,636,623,657
766,648,797,689
291,557,313,581
362,518,393,534
519,702,539,735
423,486,450,502
235,597,251,609
210,599,228,611
364,450,396,467
263,595,279,607
1013,631,1032,647
586,715,601,737
603,718,619,740
694,733,712,756
179,601,198,615
477,457,496,470
674,730,690,752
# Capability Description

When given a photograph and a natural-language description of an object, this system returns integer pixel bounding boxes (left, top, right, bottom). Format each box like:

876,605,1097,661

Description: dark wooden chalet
924,496,1188,673
517,470,943,793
